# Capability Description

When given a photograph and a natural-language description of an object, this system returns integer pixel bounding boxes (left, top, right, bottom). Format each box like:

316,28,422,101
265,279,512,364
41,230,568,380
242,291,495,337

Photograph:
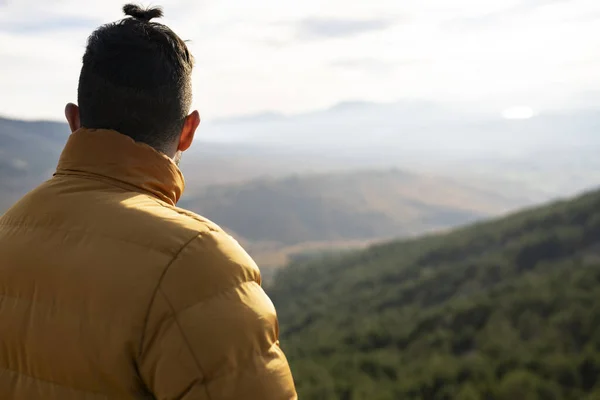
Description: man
0,4,296,399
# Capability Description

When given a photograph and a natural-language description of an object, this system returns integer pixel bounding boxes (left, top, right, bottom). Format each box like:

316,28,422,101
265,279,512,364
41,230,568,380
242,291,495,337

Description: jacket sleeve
137,230,297,400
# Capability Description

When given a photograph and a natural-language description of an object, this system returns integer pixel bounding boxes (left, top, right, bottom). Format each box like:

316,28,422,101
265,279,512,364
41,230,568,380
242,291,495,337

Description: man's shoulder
156,203,263,289
150,203,254,266
165,204,224,234
128,199,239,253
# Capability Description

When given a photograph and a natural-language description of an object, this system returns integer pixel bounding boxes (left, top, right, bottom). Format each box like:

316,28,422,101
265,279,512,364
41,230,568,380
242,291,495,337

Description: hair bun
123,4,163,22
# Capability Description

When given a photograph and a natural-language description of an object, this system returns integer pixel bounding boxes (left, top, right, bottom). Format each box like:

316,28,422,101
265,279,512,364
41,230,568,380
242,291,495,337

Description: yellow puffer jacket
0,128,297,399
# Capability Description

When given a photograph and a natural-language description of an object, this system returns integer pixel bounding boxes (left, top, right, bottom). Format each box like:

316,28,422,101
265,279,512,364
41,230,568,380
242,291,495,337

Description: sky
0,0,599,122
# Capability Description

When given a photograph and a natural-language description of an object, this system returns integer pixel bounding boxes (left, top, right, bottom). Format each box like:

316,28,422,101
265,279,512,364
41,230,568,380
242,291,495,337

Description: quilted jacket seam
137,233,202,359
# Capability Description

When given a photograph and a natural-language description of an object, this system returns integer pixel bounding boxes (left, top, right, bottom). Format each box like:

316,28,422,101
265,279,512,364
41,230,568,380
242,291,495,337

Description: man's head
65,4,200,161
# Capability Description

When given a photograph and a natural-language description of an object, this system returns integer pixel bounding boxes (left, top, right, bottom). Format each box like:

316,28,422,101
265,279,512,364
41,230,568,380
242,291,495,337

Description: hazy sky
0,0,599,121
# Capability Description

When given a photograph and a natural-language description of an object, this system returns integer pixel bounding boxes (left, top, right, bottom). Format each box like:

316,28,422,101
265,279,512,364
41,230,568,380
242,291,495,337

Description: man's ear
65,103,81,133
178,110,200,152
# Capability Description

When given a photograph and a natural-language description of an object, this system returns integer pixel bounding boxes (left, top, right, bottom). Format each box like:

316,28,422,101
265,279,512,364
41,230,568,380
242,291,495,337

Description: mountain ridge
180,168,533,267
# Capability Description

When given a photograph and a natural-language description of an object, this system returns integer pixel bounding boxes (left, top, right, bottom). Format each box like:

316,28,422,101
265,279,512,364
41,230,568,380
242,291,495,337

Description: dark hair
78,4,194,153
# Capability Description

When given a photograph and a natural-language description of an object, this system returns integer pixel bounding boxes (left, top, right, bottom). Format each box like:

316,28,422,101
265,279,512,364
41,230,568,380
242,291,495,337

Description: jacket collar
55,128,185,206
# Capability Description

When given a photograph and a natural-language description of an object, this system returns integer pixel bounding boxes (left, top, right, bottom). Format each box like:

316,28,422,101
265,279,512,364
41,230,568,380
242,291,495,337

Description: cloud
295,17,394,39
0,16,100,34
522,0,571,6
330,57,423,74
444,0,574,30
331,58,393,71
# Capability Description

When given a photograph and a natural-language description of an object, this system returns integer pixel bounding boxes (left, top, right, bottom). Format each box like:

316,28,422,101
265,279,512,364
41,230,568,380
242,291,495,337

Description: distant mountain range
201,100,600,199
203,100,600,156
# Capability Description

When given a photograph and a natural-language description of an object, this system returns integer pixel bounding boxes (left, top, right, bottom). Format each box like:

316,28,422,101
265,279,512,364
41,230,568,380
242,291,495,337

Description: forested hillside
270,188,600,399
